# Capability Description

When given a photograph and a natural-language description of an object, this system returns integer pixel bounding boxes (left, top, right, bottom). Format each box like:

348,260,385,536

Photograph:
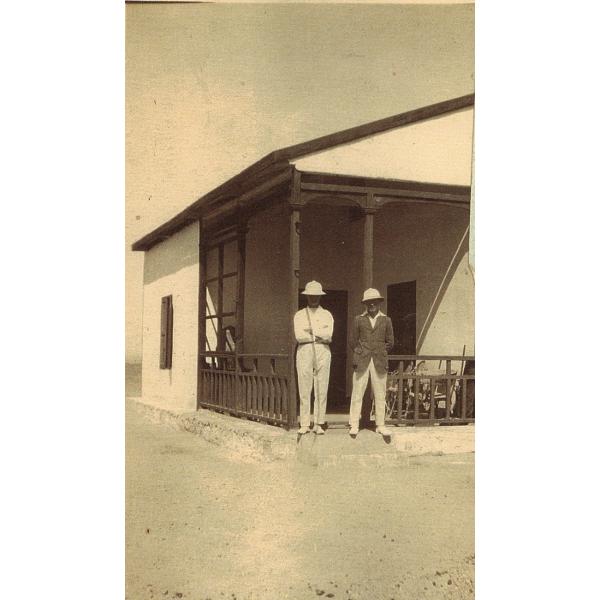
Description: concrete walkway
129,397,474,465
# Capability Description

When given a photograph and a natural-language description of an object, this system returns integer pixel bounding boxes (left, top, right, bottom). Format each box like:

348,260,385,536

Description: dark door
298,289,348,412
387,281,417,358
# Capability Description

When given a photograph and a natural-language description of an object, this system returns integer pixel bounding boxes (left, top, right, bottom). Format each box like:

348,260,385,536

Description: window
160,295,173,369
203,237,239,357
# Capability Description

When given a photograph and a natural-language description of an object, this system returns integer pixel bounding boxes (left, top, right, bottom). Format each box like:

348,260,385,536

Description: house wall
243,201,290,369
292,106,474,186
373,203,474,373
141,221,199,410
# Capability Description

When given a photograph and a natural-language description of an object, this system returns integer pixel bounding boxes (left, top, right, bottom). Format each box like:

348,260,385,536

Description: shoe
298,426,310,435
314,425,325,435
349,425,359,437
376,426,392,436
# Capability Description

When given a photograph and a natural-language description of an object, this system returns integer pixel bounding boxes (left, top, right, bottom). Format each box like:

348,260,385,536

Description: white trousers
296,343,331,427
349,359,387,428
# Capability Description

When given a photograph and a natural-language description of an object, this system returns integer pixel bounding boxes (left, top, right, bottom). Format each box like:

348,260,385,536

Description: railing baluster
226,373,232,410
282,377,288,421
251,359,258,414
273,373,281,419
461,376,468,420
398,361,404,421
235,356,241,413
414,377,420,423
445,360,451,420
256,359,262,415
429,376,436,420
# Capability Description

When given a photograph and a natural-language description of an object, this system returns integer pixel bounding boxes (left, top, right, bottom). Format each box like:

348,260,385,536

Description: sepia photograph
126,2,474,598
5,2,600,600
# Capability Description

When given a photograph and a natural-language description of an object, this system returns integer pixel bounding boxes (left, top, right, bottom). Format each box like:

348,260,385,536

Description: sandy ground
126,403,474,600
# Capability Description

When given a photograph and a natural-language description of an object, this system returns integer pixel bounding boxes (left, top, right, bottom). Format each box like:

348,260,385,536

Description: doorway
298,289,348,412
387,281,417,357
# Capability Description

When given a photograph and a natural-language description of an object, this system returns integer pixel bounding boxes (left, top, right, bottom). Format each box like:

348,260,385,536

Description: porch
197,164,474,430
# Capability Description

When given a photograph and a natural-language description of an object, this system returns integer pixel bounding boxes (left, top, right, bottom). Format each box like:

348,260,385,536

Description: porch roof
132,94,474,252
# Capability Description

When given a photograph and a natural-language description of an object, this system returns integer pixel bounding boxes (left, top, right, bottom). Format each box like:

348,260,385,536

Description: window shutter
160,295,173,369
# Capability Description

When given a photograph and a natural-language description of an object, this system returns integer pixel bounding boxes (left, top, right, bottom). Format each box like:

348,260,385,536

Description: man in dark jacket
349,288,394,437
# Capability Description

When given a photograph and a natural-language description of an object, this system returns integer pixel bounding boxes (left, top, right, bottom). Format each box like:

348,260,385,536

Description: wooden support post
287,170,302,430
217,244,224,338
362,192,376,290
235,216,247,413
197,218,207,410
235,218,247,354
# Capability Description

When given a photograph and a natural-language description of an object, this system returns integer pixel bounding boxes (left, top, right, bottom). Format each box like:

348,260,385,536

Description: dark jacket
350,313,395,374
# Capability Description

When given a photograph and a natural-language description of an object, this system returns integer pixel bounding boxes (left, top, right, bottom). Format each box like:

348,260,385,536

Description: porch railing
383,355,475,425
198,352,475,428
198,352,290,426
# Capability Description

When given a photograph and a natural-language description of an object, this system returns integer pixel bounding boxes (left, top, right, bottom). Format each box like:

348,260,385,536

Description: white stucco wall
418,251,474,356
141,222,199,410
292,107,474,186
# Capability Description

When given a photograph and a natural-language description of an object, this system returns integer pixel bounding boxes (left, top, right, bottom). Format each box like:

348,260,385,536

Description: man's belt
298,341,330,345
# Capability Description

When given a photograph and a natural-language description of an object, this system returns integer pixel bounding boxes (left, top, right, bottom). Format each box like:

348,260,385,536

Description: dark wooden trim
132,162,290,251
302,184,469,204
160,294,173,370
300,170,470,194
204,311,236,320
203,169,291,224
132,95,473,251
300,173,471,200
275,94,474,163
375,197,470,211
300,191,366,208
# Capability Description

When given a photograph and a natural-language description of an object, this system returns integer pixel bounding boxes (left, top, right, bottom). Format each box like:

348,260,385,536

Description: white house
132,94,475,428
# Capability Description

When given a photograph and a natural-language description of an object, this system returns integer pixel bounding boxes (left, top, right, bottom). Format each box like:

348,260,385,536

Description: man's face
307,295,321,308
365,299,382,316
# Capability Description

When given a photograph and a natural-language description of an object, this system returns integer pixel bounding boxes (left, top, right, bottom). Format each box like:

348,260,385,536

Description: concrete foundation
130,397,474,466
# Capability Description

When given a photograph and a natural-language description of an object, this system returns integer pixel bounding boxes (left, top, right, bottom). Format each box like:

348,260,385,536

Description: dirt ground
126,403,474,600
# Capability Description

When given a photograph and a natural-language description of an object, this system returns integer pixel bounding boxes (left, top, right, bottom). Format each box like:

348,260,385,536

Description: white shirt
294,306,334,344
362,310,386,329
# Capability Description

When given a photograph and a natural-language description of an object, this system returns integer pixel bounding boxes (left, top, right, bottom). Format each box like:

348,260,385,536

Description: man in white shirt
294,280,334,434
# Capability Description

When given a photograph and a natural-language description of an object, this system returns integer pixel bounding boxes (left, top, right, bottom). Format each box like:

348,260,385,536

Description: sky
126,2,474,362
